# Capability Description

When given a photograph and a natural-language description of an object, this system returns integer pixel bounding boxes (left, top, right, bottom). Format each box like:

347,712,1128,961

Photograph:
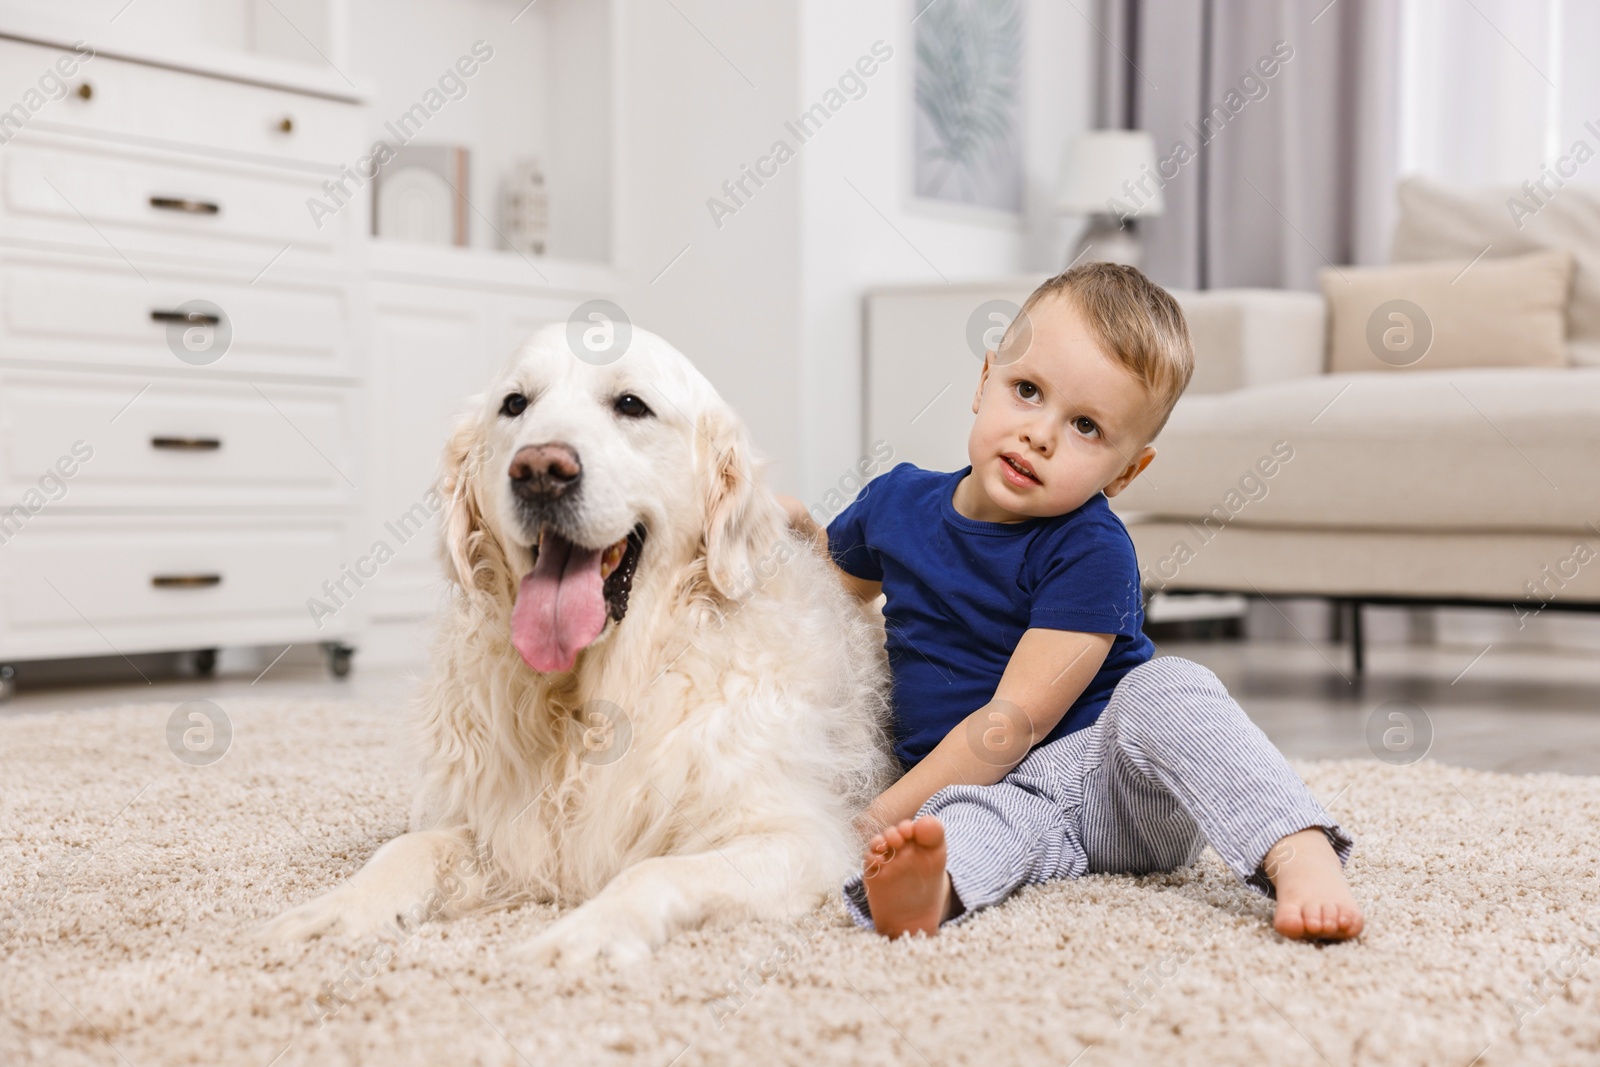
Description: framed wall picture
909,0,1026,223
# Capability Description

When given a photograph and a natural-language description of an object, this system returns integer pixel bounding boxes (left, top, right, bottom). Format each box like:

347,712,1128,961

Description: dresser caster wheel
194,648,218,676
322,642,354,679
0,666,14,703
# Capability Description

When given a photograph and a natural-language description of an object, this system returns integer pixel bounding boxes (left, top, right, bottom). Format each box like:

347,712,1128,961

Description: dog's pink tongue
511,533,607,673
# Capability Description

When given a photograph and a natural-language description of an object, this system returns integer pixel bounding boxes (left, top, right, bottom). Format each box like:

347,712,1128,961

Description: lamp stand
1069,214,1144,269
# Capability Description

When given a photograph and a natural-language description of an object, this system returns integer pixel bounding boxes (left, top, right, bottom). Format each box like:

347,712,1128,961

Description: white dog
263,323,894,969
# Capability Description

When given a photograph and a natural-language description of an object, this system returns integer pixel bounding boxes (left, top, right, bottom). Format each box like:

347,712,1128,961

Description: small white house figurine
502,159,550,256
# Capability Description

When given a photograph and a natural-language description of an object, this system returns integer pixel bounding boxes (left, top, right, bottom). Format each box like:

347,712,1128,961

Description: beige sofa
1111,180,1600,671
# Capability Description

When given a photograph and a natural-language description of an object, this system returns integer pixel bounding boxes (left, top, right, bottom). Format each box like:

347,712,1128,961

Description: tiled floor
1153,637,1600,776
4,638,1598,776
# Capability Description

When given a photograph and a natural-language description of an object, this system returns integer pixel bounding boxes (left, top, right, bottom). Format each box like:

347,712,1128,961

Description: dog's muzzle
502,442,647,673
509,442,582,505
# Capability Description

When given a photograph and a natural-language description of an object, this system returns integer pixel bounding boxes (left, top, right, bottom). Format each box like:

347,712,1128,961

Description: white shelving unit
0,0,623,684
0,26,369,688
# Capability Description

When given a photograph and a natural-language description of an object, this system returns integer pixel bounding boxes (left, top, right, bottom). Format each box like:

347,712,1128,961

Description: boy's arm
776,493,883,603
858,627,1114,839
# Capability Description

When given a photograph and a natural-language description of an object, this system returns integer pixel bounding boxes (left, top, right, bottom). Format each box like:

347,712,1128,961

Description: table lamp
1057,130,1163,268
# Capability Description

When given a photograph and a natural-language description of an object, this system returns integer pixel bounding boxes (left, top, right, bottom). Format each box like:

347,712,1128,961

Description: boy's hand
865,629,1115,828
775,492,884,604
774,492,808,528
775,493,825,550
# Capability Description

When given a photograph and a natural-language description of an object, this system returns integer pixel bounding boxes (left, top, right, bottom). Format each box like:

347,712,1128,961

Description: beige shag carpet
3,697,1599,1067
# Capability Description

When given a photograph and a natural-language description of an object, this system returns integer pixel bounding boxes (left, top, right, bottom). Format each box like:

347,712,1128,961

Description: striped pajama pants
842,655,1353,930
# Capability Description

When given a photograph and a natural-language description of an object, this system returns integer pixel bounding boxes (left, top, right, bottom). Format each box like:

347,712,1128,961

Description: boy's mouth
1001,453,1041,485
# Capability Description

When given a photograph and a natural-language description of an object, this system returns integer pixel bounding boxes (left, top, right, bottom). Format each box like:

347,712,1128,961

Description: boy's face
959,292,1160,524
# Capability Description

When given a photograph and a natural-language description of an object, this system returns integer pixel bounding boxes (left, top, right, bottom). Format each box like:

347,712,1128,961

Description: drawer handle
76,82,93,100
278,115,295,134
152,574,223,589
149,196,220,215
151,436,222,452
151,309,222,326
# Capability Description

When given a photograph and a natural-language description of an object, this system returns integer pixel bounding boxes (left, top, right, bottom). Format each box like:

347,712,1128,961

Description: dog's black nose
509,443,582,502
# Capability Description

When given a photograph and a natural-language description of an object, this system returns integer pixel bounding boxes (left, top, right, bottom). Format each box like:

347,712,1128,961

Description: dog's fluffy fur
263,324,894,968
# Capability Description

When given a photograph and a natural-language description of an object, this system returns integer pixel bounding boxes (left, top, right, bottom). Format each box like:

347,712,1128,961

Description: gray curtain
1095,0,1400,291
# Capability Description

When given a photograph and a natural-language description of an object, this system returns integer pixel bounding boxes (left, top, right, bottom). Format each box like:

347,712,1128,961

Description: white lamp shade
1057,130,1163,218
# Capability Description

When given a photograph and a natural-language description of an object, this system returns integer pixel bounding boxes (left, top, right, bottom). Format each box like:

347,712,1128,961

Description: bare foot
861,816,962,938
1264,827,1364,941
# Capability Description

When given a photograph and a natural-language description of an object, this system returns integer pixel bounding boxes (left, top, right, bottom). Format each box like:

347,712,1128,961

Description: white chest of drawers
0,34,367,689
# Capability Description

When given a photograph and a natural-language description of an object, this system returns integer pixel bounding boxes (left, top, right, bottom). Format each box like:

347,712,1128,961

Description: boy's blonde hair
1006,262,1195,443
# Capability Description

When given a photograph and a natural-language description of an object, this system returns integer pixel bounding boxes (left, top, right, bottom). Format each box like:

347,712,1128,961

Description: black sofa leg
1349,599,1365,679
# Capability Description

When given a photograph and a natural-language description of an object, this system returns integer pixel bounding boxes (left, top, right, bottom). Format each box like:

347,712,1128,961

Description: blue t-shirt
827,461,1154,770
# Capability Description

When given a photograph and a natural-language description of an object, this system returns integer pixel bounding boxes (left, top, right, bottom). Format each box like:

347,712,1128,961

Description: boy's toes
1274,901,1364,941
909,816,945,850
1273,904,1306,940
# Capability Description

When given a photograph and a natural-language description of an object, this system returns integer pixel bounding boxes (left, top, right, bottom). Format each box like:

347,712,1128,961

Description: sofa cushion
1172,289,1326,394
1320,250,1574,373
1109,367,1600,531
1391,175,1600,366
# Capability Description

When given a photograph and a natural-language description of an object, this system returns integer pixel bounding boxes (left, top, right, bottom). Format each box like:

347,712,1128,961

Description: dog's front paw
521,904,654,972
255,888,401,945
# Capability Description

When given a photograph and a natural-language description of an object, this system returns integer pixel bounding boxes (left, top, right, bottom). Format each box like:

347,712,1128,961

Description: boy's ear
972,356,992,414
1102,445,1156,498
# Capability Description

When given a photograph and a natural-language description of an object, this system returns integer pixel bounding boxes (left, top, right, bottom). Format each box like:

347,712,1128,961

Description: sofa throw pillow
1390,175,1600,366
1319,250,1575,373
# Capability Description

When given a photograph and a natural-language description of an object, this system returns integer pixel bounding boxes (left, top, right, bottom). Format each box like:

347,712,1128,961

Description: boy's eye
1014,381,1039,400
1073,416,1100,438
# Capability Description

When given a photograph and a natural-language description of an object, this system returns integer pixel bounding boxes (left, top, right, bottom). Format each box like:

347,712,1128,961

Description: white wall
345,0,612,261
616,0,1093,501
23,0,339,72
37,0,254,50
614,0,806,493
345,0,548,252
795,0,1090,504
542,0,613,263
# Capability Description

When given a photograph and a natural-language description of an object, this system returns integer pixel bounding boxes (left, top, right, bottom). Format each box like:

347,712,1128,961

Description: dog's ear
438,412,507,597
697,406,786,602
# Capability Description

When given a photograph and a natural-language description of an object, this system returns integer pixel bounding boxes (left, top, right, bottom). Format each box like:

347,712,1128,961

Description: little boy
781,263,1361,941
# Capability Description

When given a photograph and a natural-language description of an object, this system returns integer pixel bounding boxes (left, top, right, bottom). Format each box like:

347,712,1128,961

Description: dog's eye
613,393,652,419
500,393,528,418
